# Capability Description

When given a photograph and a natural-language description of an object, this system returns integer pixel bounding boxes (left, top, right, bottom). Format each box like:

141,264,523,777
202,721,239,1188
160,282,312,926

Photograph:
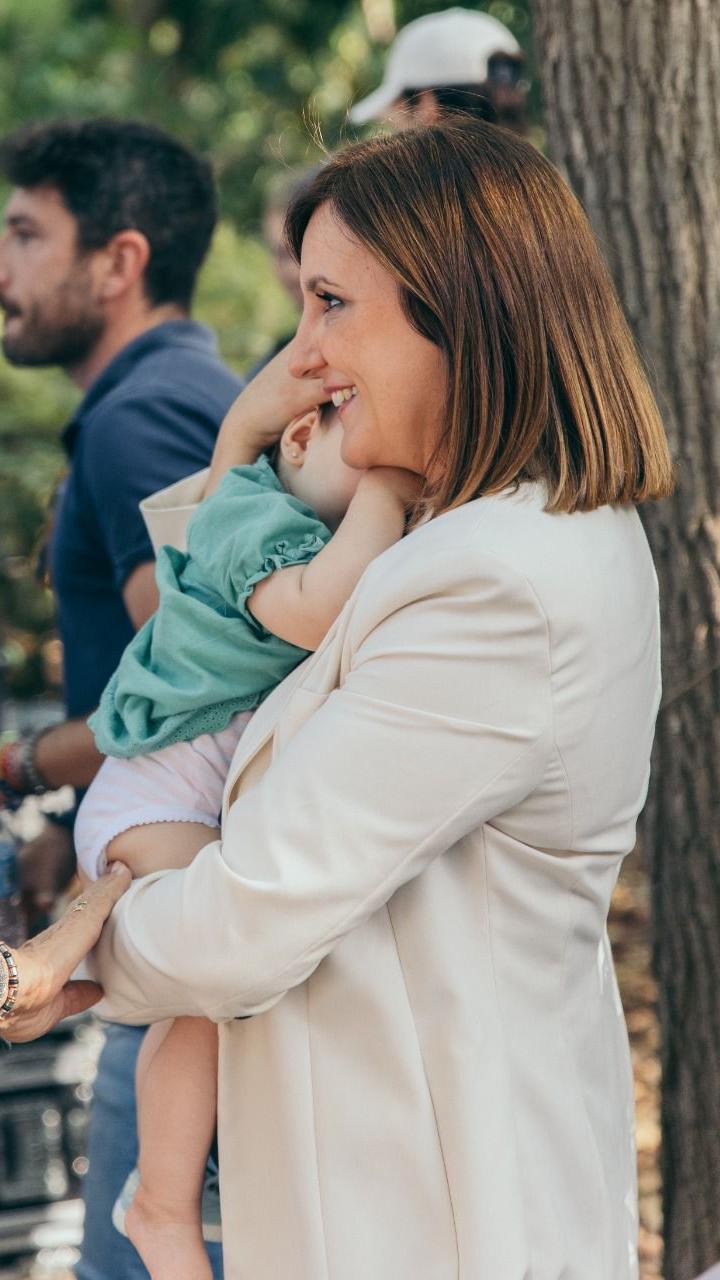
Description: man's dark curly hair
0,118,217,309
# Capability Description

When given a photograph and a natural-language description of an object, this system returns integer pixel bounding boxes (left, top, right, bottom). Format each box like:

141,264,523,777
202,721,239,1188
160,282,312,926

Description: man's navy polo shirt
50,320,243,720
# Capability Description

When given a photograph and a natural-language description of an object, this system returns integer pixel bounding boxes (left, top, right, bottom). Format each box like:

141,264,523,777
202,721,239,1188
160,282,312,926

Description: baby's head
275,404,363,529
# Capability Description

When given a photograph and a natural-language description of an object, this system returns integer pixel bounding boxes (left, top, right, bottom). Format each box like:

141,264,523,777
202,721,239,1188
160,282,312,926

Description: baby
75,398,417,1280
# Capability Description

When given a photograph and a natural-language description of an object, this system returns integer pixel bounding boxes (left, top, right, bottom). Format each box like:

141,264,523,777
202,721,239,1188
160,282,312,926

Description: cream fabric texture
93,471,660,1280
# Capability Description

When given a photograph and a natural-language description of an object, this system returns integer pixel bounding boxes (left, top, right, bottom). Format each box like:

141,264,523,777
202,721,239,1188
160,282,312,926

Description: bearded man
0,118,242,1279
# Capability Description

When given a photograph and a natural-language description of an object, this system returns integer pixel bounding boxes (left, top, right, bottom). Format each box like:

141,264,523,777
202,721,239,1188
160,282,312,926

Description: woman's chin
339,436,372,472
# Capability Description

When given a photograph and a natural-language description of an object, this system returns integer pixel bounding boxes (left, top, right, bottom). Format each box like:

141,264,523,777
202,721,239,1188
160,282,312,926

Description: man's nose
0,237,11,288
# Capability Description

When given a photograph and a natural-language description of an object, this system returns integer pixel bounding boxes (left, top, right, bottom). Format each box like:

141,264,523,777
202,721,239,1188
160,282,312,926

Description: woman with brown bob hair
4,122,672,1280
286,120,672,520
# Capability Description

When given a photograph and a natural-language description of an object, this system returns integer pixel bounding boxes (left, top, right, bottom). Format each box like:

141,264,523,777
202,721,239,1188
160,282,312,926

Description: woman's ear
279,408,321,468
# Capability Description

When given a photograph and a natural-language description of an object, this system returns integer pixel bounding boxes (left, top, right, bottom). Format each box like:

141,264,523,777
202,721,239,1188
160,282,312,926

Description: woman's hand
0,864,132,1043
205,341,327,496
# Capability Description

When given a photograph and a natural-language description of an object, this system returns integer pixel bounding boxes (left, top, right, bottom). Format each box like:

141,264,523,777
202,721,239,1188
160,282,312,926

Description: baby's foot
124,1182,213,1280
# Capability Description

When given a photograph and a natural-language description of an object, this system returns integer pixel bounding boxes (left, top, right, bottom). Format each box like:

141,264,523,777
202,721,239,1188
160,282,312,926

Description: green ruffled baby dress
90,456,331,758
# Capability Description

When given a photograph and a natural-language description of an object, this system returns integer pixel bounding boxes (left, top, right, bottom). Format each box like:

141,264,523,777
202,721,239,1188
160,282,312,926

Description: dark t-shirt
50,320,243,719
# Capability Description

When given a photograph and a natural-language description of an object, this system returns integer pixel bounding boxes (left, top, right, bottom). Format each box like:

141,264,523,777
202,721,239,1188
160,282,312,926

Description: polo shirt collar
62,320,218,457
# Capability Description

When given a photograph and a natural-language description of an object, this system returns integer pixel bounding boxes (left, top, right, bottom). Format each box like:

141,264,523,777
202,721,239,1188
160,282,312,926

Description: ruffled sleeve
185,456,331,634
89,458,333,757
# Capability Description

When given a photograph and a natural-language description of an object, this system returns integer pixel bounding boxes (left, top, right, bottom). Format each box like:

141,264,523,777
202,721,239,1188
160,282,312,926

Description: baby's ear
279,407,321,467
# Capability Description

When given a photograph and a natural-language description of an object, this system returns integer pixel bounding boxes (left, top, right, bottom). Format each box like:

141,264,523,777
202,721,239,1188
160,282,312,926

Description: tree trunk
530,3,720,1277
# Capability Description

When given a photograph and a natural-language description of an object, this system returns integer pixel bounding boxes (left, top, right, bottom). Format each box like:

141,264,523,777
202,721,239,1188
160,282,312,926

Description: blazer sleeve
139,468,208,555
91,541,555,1024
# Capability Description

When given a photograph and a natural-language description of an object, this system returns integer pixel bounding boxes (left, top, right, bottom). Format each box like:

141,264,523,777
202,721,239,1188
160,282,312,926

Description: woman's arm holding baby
248,469,421,651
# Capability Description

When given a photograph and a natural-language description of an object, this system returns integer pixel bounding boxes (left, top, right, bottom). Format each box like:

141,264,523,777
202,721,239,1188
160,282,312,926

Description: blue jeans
75,1022,224,1280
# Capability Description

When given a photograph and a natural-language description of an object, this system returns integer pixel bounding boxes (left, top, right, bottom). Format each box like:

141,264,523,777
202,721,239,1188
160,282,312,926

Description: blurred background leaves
0,0,533,699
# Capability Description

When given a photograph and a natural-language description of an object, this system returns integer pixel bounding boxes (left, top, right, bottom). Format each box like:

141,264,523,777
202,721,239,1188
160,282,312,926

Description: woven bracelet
0,740,24,793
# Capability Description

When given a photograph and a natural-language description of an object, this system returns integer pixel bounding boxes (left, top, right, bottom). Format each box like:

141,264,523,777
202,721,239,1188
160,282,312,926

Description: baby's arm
249,468,420,651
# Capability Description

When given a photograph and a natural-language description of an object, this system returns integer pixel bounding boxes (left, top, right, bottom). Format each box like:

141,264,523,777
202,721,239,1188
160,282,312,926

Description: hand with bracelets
0,731,49,810
0,863,131,1043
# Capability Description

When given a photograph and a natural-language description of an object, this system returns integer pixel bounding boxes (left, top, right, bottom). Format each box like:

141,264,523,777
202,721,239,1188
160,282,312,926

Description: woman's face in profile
290,203,447,477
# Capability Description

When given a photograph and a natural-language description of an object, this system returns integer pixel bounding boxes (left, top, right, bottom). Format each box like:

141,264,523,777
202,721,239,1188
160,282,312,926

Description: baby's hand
207,343,327,495
224,343,326,455
357,467,424,511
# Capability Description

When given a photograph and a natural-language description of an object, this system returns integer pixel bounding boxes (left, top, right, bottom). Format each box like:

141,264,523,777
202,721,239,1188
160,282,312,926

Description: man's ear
96,230,151,303
279,408,321,468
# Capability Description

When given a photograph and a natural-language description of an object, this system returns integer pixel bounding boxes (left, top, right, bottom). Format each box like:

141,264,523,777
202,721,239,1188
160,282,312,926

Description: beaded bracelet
0,942,19,1019
0,734,47,798
18,733,48,796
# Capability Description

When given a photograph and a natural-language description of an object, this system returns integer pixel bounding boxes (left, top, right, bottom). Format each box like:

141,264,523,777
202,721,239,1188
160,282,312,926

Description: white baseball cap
350,7,522,125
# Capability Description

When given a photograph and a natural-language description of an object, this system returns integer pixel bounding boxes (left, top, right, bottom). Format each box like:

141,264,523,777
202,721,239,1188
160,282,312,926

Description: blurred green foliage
0,0,534,700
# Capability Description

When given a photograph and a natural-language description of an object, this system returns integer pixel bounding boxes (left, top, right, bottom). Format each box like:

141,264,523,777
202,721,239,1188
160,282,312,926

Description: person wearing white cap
350,6,527,133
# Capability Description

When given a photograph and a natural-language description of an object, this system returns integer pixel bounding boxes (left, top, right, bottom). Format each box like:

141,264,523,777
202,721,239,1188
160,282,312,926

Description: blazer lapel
221,560,392,814
222,626,343,816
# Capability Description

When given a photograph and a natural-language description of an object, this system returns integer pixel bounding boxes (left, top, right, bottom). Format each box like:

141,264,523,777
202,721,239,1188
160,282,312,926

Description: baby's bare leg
125,1016,219,1280
109,821,221,1279
107,821,220,878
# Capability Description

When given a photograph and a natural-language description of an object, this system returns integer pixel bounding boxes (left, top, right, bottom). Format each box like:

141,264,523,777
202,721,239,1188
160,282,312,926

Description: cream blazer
94,470,661,1280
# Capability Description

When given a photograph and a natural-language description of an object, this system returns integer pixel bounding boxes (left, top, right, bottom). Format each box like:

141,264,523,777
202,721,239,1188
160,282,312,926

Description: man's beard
1,263,106,369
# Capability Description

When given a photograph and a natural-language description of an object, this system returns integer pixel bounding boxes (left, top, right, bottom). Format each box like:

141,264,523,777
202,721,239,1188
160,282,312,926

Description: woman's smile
329,385,358,408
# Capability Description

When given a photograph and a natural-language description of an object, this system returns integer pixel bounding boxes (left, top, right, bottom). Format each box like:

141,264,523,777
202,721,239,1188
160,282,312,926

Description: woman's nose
288,317,323,381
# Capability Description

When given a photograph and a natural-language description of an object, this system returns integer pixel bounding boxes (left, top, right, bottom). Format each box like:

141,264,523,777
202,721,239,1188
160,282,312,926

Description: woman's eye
317,291,342,311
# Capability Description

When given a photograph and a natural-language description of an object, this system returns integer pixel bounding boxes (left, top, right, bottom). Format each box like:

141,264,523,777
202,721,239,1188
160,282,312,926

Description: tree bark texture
530,3,720,1277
